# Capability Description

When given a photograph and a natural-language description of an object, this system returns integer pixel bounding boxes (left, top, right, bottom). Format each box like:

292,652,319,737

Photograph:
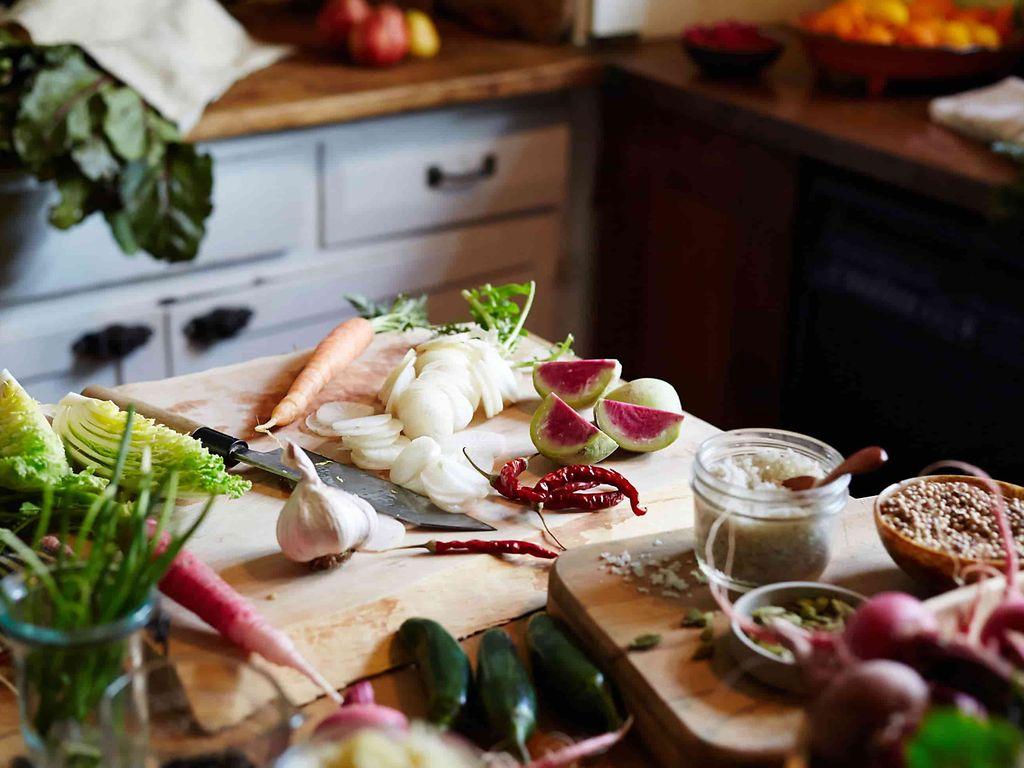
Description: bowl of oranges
797,0,1024,95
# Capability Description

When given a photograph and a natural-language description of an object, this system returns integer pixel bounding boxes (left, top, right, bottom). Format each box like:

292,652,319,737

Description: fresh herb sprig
0,409,212,742
0,30,213,263
461,281,535,350
346,292,430,333
347,280,574,358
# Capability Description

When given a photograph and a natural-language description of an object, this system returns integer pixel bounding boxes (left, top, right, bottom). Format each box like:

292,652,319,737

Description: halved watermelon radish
604,378,682,414
533,359,621,409
594,399,684,453
530,394,617,465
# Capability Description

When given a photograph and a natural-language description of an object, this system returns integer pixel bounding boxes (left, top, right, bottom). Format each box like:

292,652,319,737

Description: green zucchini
476,628,537,762
526,612,622,731
398,617,472,729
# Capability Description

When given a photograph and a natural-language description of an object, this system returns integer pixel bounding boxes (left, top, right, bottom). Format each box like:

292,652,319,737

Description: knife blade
80,386,496,533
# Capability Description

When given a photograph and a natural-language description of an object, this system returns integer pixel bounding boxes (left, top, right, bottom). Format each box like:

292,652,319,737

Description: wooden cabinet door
594,90,798,428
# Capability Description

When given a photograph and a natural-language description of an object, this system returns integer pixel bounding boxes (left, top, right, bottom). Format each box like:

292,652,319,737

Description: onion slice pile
305,401,408,472
376,335,520,441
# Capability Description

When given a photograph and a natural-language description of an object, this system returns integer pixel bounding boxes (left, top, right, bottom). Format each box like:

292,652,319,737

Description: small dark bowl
682,40,784,78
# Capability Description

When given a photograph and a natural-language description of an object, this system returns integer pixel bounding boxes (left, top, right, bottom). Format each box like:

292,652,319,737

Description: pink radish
525,717,633,768
157,541,341,704
312,704,410,740
343,680,377,706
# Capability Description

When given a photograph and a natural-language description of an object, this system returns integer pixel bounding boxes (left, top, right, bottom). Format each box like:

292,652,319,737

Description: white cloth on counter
1,0,291,133
930,77,1024,147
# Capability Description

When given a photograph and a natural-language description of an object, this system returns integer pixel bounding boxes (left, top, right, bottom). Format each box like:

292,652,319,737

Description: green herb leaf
117,143,213,262
628,633,662,651
70,136,118,181
12,49,105,170
906,709,1023,768
1,38,213,262
49,172,93,229
461,281,536,350
102,86,146,161
346,292,430,333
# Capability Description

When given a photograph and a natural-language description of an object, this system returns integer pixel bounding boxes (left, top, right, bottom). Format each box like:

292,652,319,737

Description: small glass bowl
100,655,302,767
692,429,850,592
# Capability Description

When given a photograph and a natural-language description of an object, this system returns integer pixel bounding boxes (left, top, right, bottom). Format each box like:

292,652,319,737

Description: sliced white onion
417,333,471,351
384,362,416,414
416,351,471,375
379,349,416,406
398,474,427,496
316,401,375,425
390,436,442,487
305,413,342,437
442,431,506,468
332,413,395,434
472,363,503,419
338,418,403,442
350,437,410,471
342,430,402,451
396,384,454,440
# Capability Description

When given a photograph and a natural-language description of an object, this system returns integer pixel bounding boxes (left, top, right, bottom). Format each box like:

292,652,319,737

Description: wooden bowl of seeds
874,475,1024,591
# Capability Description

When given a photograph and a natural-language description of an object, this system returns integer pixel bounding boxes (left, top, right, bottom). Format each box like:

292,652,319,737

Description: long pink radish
525,717,633,768
159,544,342,704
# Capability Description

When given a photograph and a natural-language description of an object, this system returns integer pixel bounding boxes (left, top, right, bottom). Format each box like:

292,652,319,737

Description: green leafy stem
0,29,213,263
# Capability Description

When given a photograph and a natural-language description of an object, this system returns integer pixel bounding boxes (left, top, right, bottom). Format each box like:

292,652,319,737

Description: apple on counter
318,0,441,67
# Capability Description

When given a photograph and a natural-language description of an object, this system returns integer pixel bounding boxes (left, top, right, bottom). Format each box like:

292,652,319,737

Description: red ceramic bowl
682,38,785,77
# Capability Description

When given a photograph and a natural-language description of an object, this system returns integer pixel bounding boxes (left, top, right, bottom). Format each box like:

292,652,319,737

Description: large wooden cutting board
113,330,719,706
547,500,919,767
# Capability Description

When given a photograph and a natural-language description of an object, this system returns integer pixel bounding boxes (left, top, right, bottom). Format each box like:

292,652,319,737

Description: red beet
844,592,938,661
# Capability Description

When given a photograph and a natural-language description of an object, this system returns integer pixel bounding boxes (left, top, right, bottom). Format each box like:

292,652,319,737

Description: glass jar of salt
692,429,850,592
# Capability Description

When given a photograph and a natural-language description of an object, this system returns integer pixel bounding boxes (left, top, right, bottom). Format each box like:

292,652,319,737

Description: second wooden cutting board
547,500,917,766
111,330,719,706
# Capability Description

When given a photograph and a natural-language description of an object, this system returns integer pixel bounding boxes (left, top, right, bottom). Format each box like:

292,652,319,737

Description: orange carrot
257,316,374,432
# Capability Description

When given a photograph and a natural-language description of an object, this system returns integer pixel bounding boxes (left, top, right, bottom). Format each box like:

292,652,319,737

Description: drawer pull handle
427,154,497,190
184,307,254,345
72,324,153,362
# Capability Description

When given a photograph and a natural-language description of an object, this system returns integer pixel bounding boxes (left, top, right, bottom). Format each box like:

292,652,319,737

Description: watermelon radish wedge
531,394,617,465
594,399,684,453
533,359,621,409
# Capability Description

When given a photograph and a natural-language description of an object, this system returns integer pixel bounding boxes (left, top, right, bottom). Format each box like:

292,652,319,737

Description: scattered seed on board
879,480,1024,561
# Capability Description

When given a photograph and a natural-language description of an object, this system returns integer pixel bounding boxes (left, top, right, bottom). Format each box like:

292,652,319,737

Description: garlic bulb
276,441,405,567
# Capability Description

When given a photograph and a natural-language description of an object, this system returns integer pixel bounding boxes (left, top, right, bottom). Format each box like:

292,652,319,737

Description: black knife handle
193,427,248,468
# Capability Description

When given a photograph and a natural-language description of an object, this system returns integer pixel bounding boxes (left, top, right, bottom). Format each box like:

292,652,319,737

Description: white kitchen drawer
0,138,316,304
168,215,560,375
322,115,569,246
1,299,167,403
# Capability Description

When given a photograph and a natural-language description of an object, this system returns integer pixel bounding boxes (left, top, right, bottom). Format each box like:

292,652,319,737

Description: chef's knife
81,386,495,532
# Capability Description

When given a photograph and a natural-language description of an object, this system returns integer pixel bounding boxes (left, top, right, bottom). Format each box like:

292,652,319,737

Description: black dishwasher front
783,169,1024,493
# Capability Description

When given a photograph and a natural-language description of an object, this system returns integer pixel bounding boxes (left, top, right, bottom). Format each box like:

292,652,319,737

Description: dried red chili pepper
404,539,559,560
464,451,547,504
540,490,625,511
537,465,646,516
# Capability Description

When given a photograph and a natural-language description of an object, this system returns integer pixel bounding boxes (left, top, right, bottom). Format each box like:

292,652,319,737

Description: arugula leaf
461,281,536,350
906,709,1023,768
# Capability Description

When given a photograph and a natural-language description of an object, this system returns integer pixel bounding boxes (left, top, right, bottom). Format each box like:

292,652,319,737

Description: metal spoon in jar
782,446,888,491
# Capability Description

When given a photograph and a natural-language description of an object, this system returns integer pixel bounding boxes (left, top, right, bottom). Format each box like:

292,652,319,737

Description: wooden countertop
192,10,1018,209
606,39,1018,211
188,10,602,142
